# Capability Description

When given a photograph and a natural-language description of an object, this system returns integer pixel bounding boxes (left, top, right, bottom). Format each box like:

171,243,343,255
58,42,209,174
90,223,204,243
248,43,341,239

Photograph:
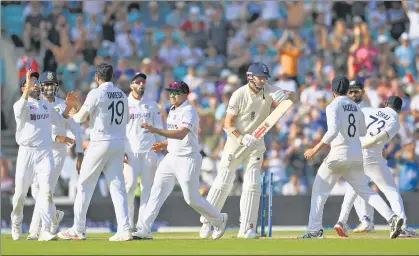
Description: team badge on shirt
43,105,48,111
250,111,256,121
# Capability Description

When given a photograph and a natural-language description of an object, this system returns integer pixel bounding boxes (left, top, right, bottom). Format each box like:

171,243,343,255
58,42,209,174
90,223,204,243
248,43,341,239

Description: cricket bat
234,99,293,159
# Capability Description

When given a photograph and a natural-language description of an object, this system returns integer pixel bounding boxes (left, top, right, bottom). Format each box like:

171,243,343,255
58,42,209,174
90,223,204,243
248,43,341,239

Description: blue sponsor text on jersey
130,112,151,120
30,113,50,120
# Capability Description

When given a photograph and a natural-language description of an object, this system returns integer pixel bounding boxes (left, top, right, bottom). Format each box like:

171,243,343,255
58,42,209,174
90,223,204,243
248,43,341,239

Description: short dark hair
95,62,113,82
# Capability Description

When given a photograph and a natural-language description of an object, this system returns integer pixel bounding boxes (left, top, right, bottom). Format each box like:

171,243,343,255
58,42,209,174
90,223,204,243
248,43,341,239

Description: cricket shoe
237,230,259,239
389,215,404,239
132,229,153,240
51,210,64,234
212,213,228,240
399,227,419,238
38,231,58,241
109,231,133,241
298,229,325,239
58,229,87,240
27,233,39,240
334,221,349,238
11,222,22,241
353,216,375,233
199,223,211,239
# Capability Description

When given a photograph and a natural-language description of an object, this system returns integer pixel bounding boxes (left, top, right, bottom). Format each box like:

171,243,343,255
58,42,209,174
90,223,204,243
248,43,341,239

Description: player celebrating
133,81,228,240
334,82,417,238
58,63,132,241
199,62,289,239
27,71,85,240
124,72,163,232
12,70,74,241
299,76,404,239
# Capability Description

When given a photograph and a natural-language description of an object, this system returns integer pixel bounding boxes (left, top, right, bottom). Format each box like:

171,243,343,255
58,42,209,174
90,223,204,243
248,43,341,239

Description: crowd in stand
1,1,418,197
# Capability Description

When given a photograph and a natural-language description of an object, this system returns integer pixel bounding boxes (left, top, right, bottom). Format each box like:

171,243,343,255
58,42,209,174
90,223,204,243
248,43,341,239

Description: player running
12,70,74,241
333,81,418,238
133,81,228,240
27,71,84,240
199,62,289,239
124,72,163,232
58,63,132,241
300,76,404,239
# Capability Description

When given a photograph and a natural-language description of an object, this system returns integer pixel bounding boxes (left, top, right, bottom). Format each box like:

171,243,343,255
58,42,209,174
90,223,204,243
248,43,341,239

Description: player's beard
30,88,41,99
138,88,145,96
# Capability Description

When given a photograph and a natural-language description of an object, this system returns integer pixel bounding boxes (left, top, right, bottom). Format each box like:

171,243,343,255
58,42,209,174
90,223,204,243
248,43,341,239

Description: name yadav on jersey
342,104,358,112
107,92,124,99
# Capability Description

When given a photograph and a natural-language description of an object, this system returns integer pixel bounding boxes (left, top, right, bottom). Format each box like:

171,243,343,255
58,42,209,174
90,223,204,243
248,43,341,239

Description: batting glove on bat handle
241,134,258,148
269,90,288,103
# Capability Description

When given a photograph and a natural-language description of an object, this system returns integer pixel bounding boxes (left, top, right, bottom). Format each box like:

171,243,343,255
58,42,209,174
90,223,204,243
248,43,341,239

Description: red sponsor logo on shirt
30,106,37,110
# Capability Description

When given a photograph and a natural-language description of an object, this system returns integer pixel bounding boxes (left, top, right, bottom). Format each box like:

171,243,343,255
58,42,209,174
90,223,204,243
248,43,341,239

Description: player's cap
247,62,271,78
131,72,147,82
164,81,190,95
331,75,349,94
20,72,40,87
348,80,364,91
386,96,403,112
39,71,58,84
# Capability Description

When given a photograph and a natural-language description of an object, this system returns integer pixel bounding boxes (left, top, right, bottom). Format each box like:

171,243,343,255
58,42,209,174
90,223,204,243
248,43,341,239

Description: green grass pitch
2,230,419,255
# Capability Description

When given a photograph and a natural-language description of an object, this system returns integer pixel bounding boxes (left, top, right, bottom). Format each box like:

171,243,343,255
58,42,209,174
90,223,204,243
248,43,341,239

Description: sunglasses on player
42,82,58,86
348,90,362,94
168,91,185,96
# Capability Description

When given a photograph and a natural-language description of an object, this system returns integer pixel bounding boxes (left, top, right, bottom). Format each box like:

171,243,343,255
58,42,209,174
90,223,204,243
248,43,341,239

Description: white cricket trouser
138,152,223,232
308,159,395,232
338,156,406,226
200,139,264,234
29,146,67,234
72,140,130,233
11,147,55,230
123,151,157,229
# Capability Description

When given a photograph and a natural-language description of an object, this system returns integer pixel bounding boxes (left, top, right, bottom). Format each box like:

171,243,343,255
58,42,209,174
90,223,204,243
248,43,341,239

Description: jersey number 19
108,100,124,125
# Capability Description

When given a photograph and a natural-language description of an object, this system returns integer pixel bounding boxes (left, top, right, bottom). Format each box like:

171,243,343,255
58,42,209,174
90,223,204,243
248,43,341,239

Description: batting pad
200,169,235,224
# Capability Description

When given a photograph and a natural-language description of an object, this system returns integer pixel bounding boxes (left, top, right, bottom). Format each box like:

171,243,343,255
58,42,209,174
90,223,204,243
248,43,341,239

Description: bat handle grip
234,146,247,159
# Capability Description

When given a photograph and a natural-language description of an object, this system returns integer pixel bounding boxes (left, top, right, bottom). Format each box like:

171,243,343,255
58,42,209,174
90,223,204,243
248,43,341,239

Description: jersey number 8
108,100,124,125
347,113,356,137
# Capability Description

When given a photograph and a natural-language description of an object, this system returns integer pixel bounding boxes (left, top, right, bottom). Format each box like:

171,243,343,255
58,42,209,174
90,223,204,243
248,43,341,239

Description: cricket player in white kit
124,72,163,231
12,70,75,241
300,76,404,239
334,82,418,238
58,63,132,241
27,71,85,240
199,62,289,239
133,81,228,240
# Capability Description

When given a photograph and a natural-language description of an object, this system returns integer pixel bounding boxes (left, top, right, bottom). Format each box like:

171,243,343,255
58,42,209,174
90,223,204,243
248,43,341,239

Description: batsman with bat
199,62,290,239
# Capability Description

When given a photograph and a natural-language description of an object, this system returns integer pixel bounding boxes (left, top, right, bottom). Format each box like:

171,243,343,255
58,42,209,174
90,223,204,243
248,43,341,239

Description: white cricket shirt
361,106,400,158
321,96,367,162
226,84,280,151
166,100,200,156
46,97,84,153
125,94,164,153
81,82,129,142
13,97,63,148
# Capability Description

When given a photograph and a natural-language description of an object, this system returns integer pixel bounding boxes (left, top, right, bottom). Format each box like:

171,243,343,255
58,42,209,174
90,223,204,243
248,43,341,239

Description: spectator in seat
282,174,307,196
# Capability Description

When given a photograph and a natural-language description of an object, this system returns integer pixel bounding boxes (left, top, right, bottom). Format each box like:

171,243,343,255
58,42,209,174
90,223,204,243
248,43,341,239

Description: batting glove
269,89,288,103
241,134,258,148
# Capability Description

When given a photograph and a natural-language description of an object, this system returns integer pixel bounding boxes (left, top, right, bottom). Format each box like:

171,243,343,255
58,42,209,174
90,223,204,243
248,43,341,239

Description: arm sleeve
153,105,165,142
81,90,98,114
362,131,389,148
226,91,240,116
72,107,90,124
321,103,340,144
13,98,28,120
68,118,84,153
180,109,194,131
